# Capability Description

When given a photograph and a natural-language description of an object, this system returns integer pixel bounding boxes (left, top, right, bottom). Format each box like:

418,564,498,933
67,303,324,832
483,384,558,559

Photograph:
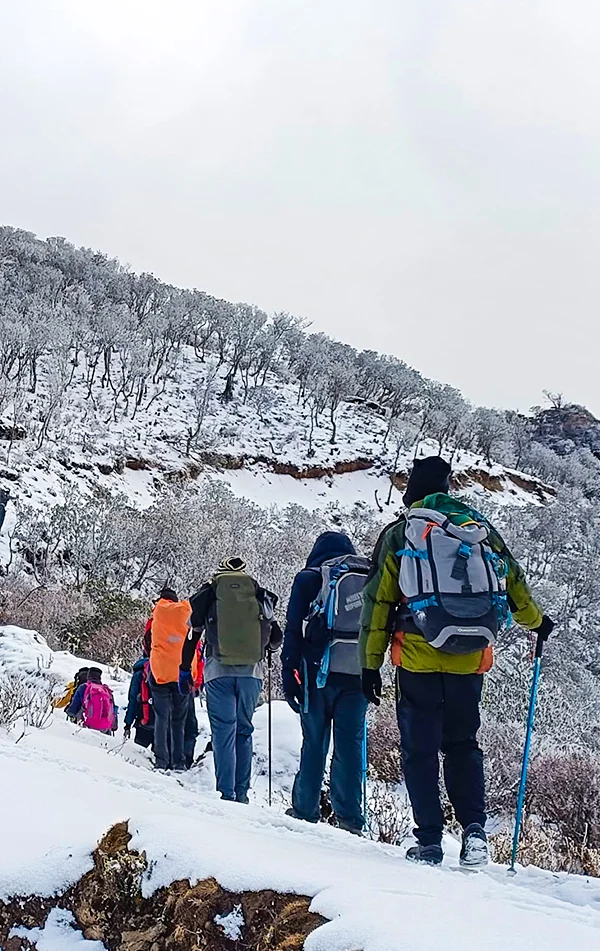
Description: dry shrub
492,820,600,877
488,746,600,876
528,748,600,851
0,670,54,730
0,576,93,643
0,576,148,668
75,617,144,670
480,715,524,816
367,781,412,845
367,692,401,783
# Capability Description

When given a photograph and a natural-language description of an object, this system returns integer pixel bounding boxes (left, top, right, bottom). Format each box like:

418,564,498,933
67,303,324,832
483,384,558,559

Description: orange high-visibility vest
150,599,193,685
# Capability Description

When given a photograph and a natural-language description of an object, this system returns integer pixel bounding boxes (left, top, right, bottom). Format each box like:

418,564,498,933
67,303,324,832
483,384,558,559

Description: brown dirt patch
0,823,327,951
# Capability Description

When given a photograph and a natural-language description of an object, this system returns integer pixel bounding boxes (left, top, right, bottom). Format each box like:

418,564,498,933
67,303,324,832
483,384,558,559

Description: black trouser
396,669,486,847
184,697,199,767
148,673,189,770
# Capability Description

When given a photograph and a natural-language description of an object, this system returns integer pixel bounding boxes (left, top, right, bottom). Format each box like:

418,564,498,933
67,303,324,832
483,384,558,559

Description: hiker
54,667,89,711
123,655,154,748
65,667,118,734
148,587,194,771
179,557,282,803
0,487,9,534
281,532,370,834
360,456,555,867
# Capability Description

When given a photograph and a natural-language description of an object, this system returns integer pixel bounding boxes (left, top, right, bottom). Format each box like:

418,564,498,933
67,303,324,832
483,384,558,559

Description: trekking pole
509,633,544,874
267,648,273,808
362,718,368,831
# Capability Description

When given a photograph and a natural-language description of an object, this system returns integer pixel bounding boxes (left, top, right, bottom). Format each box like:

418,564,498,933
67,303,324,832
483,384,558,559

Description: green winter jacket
359,493,543,675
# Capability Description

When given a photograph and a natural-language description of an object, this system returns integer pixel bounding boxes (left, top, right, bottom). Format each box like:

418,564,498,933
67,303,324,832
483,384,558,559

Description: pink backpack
82,682,115,733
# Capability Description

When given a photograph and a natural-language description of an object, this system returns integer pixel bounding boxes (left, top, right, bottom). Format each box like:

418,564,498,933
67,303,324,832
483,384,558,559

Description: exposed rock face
0,823,326,951
534,403,600,456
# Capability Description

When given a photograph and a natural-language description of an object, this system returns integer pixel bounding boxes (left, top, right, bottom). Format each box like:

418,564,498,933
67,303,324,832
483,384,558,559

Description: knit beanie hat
159,587,178,602
218,556,247,573
88,667,103,684
403,456,452,507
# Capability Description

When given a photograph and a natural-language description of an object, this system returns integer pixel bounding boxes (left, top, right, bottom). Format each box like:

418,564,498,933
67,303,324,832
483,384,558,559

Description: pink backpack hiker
82,682,115,733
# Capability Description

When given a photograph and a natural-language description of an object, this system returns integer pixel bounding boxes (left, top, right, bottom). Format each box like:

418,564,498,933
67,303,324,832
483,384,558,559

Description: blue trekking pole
509,633,545,874
362,718,368,831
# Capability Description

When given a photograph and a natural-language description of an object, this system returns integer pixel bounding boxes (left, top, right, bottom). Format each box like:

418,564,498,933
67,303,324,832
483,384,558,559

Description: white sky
0,1,597,414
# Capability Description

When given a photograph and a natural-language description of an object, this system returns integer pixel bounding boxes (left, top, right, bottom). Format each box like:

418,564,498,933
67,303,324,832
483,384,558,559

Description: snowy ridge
1,626,600,951
0,350,549,568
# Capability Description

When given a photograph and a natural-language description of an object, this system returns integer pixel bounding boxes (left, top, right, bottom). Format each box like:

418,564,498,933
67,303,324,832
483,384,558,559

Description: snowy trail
2,705,600,951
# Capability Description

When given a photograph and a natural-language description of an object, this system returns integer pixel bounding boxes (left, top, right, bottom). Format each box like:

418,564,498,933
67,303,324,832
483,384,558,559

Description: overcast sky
0,1,597,414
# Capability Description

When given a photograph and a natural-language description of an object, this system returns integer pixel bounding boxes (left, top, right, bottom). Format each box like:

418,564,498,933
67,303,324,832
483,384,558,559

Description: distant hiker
65,667,117,734
180,557,282,802
148,587,194,771
0,486,9,534
282,532,370,834
360,456,555,867
123,656,154,748
54,667,89,711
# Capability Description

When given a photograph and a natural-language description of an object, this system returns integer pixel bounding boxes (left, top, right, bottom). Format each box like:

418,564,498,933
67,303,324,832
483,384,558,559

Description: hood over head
159,587,178,602
305,531,356,569
403,456,452,508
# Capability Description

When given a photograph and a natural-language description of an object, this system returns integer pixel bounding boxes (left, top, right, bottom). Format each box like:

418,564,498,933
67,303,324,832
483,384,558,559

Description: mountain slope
1,626,599,951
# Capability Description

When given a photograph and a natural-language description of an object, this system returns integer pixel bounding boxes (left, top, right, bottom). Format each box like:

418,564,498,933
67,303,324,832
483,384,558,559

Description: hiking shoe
460,823,489,868
334,817,363,836
285,808,318,823
406,843,444,866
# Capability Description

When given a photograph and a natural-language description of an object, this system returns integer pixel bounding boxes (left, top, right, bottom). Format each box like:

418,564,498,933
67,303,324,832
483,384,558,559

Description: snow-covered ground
1,626,600,950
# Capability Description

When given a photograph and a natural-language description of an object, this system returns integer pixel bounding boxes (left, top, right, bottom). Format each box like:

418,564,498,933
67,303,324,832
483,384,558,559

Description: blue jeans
397,669,486,846
148,673,189,770
292,674,367,831
205,677,262,802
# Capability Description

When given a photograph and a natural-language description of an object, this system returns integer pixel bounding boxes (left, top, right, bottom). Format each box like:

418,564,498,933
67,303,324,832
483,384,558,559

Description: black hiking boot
285,808,318,823
460,823,489,868
334,816,363,836
406,843,444,866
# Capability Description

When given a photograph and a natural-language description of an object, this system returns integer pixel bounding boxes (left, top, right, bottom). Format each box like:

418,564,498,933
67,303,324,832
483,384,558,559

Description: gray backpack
398,509,509,654
310,555,371,683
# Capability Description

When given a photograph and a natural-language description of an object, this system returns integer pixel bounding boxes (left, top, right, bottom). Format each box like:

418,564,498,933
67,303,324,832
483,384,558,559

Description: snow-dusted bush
367,782,412,846
0,670,53,731
367,693,401,784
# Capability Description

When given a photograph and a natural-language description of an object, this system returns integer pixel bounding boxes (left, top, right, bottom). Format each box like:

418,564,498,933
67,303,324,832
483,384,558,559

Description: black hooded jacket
281,532,356,673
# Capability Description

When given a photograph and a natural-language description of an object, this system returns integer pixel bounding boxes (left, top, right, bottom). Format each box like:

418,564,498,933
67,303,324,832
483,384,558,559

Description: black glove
123,725,131,740
534,615,555,641
362,668,382,706
282,668,304,714
0,488,9,506
269,620,283,652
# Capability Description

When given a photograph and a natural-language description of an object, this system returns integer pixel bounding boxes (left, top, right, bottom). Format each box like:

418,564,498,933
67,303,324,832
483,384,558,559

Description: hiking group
61,456,554,869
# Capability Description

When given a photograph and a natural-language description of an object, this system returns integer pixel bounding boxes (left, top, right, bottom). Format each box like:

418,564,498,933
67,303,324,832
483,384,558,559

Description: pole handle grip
534,632,545,659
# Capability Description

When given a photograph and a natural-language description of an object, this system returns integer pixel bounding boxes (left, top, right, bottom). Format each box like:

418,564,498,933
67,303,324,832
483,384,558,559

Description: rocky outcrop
0,823,326,951
534,403,600,456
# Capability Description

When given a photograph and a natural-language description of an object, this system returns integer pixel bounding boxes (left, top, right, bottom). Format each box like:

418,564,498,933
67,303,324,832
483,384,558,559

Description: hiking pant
396,669,486,847
185,698,199,768
292,675,367,831
149,673,189,770
205,677,262,802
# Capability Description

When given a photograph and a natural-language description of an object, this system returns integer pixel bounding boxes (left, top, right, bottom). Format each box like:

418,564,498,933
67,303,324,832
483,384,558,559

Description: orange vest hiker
150,597,194,685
